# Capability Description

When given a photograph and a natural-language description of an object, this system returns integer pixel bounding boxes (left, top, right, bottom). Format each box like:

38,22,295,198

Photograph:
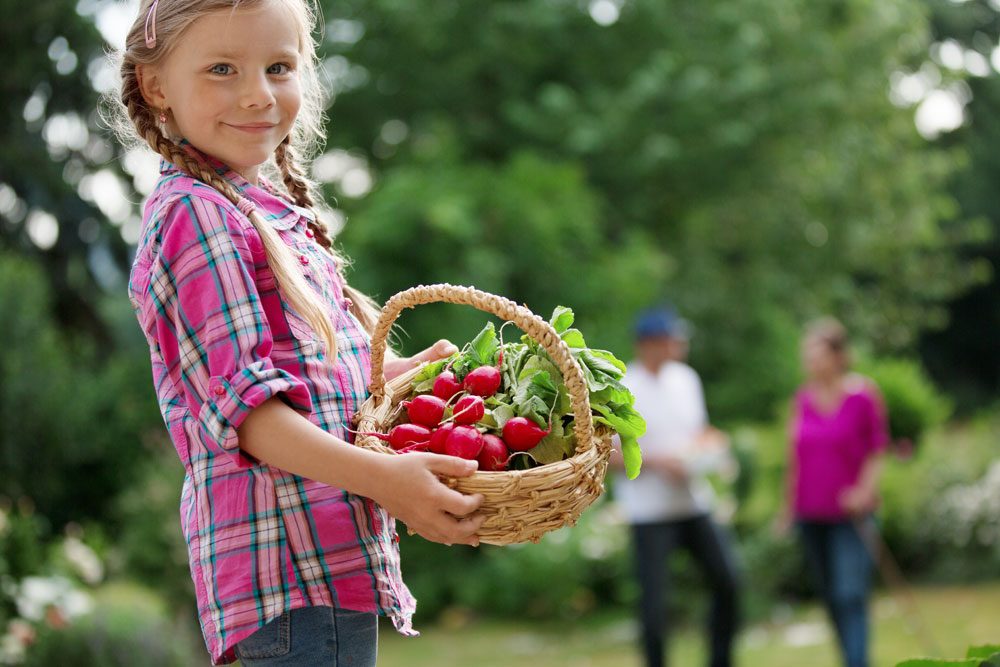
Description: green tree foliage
0,254,160,526
323,0,978,418
919,0,1000,409
0,0,129,347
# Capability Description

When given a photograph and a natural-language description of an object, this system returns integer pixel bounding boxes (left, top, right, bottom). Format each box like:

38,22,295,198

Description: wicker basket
353,284,612,546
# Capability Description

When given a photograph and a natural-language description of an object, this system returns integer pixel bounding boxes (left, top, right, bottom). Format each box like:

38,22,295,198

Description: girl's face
139,2,302,183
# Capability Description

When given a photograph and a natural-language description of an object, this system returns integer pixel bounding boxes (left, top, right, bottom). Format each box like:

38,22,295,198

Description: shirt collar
158,140,315,231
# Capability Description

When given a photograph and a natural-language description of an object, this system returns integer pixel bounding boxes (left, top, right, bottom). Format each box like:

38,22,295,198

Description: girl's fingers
439,489,484,517
432,512,483,545
424,453,479,478
413,339,459,364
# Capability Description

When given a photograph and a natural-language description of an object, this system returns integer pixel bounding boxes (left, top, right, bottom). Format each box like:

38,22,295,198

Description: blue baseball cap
634,306,690,340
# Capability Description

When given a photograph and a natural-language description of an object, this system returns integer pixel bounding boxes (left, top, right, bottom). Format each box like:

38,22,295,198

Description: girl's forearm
236,396,387,500
235,396,485,546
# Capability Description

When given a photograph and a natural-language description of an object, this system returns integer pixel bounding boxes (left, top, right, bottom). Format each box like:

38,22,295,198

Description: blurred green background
1,0,999,664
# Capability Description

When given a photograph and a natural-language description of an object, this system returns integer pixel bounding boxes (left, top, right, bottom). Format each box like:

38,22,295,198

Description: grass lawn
377,582,1000,666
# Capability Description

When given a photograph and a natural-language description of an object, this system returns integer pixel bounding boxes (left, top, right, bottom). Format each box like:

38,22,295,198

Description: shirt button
213,385,226,396
299,254,310,266
393,533,400,544
305,228,315,239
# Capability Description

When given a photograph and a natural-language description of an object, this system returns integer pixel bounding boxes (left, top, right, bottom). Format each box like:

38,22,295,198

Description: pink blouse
791,382,889,521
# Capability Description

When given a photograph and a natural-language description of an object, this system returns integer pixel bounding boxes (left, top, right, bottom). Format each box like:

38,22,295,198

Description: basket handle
368,284,595,453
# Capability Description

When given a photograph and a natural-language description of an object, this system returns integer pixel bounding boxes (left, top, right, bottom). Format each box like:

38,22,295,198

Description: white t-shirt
614,361,717,523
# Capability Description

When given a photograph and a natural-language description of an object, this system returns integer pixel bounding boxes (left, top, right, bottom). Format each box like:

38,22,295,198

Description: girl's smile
137,2,303,185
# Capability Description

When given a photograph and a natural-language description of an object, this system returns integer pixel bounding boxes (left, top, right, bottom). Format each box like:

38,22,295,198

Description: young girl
111,1,484,664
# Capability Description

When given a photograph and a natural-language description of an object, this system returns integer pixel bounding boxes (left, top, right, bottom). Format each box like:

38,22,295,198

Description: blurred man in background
613,307,741,667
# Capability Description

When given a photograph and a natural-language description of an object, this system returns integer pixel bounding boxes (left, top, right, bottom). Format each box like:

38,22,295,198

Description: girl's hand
372,452,485,546
384,339,459,382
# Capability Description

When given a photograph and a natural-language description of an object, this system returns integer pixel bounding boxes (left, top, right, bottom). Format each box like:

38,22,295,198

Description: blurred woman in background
778,318,889,667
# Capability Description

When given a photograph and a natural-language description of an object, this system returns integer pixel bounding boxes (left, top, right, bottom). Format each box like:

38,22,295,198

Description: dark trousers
632,514,741,667
797,519,874,667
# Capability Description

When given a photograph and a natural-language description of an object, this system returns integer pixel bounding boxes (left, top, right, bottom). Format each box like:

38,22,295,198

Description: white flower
63,537,104,585
61,590,93,619
0,634,27,664
14,575,91,623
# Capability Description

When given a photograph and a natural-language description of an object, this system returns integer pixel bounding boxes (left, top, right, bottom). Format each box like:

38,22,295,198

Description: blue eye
209,63,232,75
267,63,292,75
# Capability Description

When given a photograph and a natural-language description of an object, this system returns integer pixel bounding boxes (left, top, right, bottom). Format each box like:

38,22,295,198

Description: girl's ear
136,63,169,110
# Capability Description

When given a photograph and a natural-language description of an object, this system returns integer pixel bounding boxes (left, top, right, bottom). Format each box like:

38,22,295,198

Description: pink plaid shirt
127,144,415,664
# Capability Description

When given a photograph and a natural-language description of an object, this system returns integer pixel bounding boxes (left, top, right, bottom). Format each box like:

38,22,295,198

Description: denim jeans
797,519,875,667
235,606,377,666
632,514,741,667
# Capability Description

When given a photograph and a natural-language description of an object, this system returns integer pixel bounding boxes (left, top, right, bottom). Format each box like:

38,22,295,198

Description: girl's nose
241,72,276,109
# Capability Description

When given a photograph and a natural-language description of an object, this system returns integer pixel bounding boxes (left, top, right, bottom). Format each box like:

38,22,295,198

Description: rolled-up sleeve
148,194,312,460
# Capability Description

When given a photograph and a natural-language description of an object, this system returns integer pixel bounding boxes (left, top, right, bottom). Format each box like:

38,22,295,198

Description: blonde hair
106,0,381,359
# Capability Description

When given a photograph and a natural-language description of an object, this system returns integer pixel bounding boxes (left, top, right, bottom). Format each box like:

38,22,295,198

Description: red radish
463,365,502,397
444,426,484,460
502,417,550,451
428,423,455,455
360,423,432,451
477,434,509,471
452,395,485,425
432,371,463,401
402,395,447,427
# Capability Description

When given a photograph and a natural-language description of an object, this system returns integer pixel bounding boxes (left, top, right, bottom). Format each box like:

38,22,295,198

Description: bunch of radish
359,350,551,472
358,306,647,480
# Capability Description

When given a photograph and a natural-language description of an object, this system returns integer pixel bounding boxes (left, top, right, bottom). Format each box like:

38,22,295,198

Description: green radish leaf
555,383,573,416
513,370,559,419
619,435,642,480
517,395,551,427
968,647,1000,660
528,420,575,464
412,377,436,394
411,357,451,386
526,438,569,464
549,306,575,334
579,348,626,380
479,409,499,429
586,348,628,375
490,403,515,429
895,661,979,667
520,332,543,357
561,328,587,348
591,402,647,439
575,351,626,394
485,393,511,407
518,355,563,386
501,342,530,382
591,383,635,408
469,322,498,367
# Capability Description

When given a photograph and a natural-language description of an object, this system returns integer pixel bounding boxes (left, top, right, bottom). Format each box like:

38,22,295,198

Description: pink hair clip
144,0,161,48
